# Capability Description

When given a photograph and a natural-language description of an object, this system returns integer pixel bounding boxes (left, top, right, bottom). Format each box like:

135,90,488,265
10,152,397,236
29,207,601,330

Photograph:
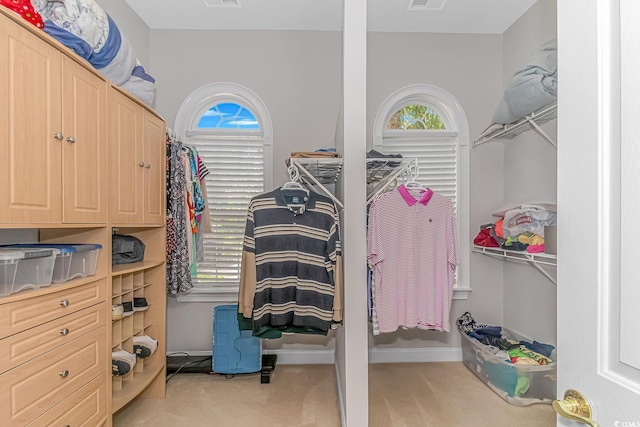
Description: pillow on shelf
492,38,557,125
31,0,156,106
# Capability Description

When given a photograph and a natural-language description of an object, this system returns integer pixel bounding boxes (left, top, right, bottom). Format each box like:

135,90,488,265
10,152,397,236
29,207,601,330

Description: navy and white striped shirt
239,188,342,336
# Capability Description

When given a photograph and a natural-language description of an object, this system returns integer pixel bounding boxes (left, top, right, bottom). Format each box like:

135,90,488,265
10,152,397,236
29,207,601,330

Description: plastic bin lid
5,243,102,253
0,248,55,260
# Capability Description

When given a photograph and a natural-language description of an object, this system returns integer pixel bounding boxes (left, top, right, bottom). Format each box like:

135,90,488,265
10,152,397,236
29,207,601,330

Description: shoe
133,335,158,358
112,304,124,320
122,301,134,317
133,297,149,312
112,349,136,376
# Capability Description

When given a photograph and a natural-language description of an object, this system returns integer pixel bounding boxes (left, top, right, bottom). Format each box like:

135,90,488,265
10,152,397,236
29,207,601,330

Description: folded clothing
367,149,403,168
290,151,340,159
1,0,44,28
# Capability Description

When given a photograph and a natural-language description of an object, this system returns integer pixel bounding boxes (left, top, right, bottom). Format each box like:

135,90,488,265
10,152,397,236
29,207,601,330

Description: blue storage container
213,304,262,374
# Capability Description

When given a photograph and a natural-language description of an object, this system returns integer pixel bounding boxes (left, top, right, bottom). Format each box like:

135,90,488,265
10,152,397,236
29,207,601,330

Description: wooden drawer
0,326,106,426
0,279,106,339
0,303,105,374
27,372,108,427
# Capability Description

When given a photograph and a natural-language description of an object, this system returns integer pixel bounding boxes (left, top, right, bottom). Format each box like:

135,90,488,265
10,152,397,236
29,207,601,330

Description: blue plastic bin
213,304,262,374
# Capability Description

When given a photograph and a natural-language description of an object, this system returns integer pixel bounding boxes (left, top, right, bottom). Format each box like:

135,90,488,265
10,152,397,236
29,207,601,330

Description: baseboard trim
334,363,346,427
369,346,463,363
168,349,335,365
262,349,335,365
168,347,460,365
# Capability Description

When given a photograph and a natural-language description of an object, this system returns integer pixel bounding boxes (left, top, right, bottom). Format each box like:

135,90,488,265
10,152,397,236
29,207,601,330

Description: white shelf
473,102,557,148
472,244,557,285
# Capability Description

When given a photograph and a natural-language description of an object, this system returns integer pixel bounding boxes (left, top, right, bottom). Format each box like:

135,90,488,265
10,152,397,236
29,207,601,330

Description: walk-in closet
2,0,640,425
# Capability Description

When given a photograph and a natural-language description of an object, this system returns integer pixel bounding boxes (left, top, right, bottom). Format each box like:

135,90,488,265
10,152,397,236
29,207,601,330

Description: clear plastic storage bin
460,328,557,406
0,248,56,297
5,244,102,283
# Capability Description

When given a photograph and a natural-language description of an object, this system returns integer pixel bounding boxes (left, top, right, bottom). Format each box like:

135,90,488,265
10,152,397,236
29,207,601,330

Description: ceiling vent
407,0,447,11
203,0,241,8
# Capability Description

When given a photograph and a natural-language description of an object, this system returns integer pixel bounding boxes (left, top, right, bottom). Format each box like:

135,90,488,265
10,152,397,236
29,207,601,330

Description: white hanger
282,165,309,195
404,164,424,190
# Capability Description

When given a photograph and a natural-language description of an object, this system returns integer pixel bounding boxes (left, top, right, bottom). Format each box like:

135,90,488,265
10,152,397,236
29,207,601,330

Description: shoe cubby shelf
111,248,166,414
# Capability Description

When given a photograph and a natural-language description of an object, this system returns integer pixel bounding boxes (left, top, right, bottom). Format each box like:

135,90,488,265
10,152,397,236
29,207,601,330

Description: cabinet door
142,110,166,225
108,88,142,224
62,56,107,224
0,14,62,224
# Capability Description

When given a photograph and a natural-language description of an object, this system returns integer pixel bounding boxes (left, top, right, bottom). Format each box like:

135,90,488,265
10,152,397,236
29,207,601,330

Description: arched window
174,83,273,301
373,84,471,296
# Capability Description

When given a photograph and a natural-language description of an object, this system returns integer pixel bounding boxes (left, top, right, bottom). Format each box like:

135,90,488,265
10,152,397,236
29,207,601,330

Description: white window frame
174,82,273,302
373,84,471,299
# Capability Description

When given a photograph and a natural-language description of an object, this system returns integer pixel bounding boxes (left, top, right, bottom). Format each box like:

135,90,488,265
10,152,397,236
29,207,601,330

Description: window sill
175,285,472,302
175,286,239,303
452,287,472,300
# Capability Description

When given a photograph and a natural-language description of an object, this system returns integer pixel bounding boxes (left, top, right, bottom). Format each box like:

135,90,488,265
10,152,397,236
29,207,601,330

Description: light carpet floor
114,362,555,426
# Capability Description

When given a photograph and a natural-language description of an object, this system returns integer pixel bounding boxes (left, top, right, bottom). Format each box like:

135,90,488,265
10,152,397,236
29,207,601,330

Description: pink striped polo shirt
367,185,458,333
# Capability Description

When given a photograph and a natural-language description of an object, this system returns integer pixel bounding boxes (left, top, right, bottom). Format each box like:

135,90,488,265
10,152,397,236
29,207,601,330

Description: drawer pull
60,328,70,336
66,136,76,143
59,370,69,378
54,132,64,140
60,299,70,307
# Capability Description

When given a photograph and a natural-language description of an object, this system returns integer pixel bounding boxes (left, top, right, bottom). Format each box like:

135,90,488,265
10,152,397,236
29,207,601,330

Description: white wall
367,32,506,352
501,0,558,346
148,29,343,354
150,29,343,186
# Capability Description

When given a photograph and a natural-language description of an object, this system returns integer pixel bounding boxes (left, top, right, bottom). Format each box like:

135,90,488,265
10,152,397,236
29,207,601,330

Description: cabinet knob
145,163,151,169
138,162,145,167
59,370,69,378
59,328,70,336
60,299,70,307
54,132,64,140
66,136,76,143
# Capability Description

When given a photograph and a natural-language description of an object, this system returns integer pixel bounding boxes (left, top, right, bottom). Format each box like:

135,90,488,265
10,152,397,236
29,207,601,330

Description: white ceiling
125,0,538,34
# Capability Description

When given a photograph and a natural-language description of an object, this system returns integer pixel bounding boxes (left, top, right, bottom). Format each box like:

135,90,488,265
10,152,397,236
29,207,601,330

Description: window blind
381,132,458,209
187,136,265,287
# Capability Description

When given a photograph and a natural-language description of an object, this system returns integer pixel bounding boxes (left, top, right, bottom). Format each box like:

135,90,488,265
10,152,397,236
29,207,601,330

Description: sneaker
122,301,134,317
133,335,158,356
112,304,124,320
133,297,149,312
112,349,136,376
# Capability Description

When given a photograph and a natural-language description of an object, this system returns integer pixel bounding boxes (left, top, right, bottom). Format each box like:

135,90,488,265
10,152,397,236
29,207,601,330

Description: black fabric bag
112,234,145,265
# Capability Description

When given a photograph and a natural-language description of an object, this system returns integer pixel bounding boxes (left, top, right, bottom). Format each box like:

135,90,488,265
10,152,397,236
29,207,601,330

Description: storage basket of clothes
457,312,556,406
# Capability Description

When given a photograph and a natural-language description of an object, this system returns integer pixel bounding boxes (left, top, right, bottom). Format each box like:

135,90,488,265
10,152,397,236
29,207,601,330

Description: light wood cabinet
109,87,165,225
0,11,107,225
0,8,166,427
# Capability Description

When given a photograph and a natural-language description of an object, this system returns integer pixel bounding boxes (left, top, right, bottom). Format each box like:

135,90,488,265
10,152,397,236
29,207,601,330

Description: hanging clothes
166,133,193,294
238,187,343,338
367,184,458,333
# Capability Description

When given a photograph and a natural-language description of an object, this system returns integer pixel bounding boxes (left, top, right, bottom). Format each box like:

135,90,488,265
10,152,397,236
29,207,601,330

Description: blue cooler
213,304,262,374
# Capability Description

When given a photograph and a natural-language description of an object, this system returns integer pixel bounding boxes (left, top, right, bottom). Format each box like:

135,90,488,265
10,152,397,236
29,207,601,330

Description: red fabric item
495,218,504,238
1,0,44,29
473,228,499,247
527,244,545,253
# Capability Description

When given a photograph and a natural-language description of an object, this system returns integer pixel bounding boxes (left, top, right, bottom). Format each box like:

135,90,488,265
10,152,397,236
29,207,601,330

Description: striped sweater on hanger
238,188,343,337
